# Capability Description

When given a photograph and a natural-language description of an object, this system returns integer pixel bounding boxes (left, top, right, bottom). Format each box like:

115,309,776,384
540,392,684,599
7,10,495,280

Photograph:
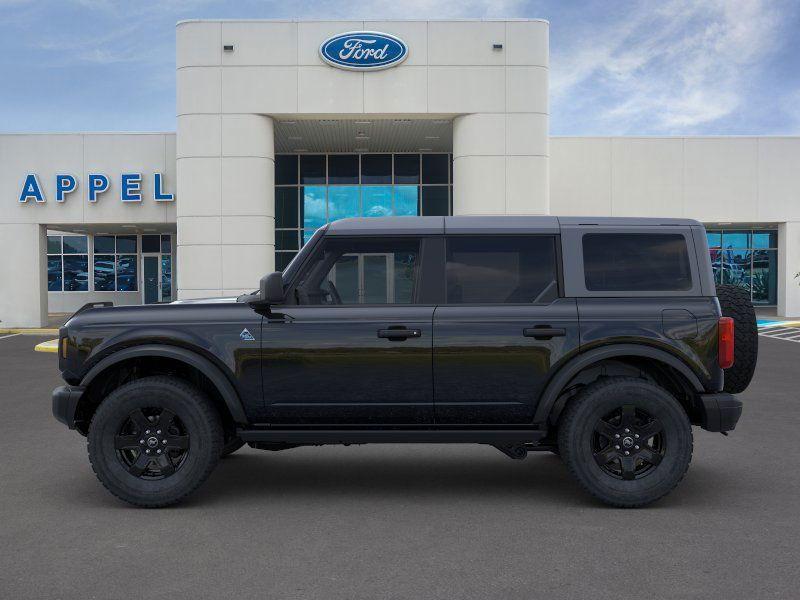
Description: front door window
296,238,419,305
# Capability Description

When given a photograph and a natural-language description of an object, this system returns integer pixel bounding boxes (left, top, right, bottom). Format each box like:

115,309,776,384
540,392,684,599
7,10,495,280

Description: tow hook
493,444,528,460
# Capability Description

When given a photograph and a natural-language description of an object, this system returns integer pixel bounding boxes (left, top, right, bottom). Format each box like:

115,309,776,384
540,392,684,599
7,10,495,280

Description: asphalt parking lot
1,333,798,599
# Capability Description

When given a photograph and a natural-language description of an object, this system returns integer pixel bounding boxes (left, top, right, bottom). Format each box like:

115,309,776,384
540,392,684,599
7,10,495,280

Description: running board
237,428,547,446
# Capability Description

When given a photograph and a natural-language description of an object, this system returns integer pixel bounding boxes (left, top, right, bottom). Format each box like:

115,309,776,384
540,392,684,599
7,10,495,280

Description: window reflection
328,186,360,221
394,186,419,216
302,186,327,229
275,153,453,268
362,186,392,217
707,228,777,305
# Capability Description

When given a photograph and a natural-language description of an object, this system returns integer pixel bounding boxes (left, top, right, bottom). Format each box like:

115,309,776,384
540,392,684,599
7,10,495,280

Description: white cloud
551,0,791,133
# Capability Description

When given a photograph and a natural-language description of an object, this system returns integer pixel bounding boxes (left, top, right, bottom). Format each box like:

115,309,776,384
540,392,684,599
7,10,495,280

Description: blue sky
0,0,798,135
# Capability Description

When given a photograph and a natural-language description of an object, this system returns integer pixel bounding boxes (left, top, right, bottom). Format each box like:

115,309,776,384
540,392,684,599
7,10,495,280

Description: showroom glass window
47,235,88,292
707,229,777,305
94,235,138,292
274,153,453,271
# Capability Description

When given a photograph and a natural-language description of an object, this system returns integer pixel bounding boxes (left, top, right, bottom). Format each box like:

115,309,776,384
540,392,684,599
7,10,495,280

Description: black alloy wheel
591,405,665,481
88,376,223,508
558,376,693,508
114,407,190,479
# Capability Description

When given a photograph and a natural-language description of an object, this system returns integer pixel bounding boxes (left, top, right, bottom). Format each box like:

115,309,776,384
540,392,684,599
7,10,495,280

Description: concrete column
777,221,800,317
177,114,275,299
0,224,46,327
452,113,549,215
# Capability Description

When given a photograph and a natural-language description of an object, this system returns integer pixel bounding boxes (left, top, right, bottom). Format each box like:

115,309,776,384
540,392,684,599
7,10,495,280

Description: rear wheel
716,284,758,394
87,376,223,508
558,377,693,508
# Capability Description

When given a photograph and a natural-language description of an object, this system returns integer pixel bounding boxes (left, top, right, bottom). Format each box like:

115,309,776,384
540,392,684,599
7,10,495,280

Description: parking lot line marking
0,333,21,341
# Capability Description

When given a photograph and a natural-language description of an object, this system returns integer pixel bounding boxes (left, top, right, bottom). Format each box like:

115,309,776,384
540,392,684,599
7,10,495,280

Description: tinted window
94,235,115,253
583,233,692,291
300,155,326,184
296,237,420,305
328,155,358,184
422,154,448,184
361,154,391,184
62,235,87,254
275,155,298,185
141,234,160,253
116,235,137,254
446,236,558,304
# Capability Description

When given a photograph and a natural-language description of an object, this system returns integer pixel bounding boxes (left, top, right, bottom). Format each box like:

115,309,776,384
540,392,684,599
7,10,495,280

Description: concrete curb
0,328,59,335
34,339,59,353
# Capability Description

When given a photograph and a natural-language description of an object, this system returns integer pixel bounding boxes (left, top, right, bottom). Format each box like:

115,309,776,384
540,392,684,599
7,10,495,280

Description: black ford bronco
52,216,757,508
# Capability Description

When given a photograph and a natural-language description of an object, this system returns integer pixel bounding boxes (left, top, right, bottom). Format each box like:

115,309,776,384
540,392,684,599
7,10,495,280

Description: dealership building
1,18,799,327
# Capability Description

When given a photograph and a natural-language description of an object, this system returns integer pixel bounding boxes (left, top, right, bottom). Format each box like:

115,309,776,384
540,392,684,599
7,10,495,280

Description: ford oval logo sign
320,31,408,71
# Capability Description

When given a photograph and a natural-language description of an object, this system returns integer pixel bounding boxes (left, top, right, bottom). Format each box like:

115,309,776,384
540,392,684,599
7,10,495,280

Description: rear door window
445,236,559,304
582,233,692,291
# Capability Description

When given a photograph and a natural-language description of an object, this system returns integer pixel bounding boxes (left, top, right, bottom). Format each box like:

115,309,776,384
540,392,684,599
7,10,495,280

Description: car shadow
187,447,737,509
56,446,740,510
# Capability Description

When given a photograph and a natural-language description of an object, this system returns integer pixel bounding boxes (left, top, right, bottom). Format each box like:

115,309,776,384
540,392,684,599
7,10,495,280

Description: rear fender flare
534,344,705,425
80,344,248,425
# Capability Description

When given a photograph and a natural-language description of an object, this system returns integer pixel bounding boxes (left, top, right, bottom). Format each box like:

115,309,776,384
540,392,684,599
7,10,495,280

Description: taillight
718,317,734,369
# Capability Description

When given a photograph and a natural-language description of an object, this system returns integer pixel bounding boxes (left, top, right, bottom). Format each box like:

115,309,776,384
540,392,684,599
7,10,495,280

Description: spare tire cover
716,284,758,394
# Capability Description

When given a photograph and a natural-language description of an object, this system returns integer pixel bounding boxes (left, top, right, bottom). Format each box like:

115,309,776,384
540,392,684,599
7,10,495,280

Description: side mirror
259,271,285,305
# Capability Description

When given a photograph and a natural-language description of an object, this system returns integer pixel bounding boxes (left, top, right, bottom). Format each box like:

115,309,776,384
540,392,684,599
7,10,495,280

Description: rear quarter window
583,233,692,292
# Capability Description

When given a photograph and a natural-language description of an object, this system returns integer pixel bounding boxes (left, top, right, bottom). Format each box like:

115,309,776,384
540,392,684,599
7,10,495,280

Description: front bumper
698,393,742,432
52,385,85,430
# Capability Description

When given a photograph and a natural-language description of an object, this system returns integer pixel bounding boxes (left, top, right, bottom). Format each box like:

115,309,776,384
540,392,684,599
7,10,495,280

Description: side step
237,428,547,446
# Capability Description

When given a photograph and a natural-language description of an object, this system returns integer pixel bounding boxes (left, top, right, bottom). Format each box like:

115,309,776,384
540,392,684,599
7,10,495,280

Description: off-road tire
558,377,693,508
87,376,223,508
716,284,758,394
220,437,245,457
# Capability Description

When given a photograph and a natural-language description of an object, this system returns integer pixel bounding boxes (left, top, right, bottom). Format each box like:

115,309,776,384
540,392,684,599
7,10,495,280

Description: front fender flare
534,344,705,425
80,344,248,425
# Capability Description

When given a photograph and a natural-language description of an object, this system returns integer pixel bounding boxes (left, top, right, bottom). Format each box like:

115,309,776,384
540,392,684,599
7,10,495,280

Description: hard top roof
326,215,702,235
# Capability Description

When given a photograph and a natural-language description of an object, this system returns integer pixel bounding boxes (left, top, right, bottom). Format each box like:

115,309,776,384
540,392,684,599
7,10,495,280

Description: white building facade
1,19,799,327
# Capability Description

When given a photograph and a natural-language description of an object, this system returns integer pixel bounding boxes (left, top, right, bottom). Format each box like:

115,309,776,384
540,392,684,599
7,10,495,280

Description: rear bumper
698,393,742,432
52,385,85,430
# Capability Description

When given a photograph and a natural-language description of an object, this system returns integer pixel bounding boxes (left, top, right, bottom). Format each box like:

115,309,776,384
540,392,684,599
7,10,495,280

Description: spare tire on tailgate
716,284,758,393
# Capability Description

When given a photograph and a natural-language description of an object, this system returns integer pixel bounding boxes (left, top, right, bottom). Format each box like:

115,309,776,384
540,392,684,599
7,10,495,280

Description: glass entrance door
142,255,160,304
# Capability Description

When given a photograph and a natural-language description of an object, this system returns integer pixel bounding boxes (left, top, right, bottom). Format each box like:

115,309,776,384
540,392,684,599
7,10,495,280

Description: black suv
52,216,757,508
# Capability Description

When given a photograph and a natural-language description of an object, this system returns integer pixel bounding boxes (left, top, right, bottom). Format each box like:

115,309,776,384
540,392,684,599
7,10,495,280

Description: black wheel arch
535,344,705,426
75,344,248,434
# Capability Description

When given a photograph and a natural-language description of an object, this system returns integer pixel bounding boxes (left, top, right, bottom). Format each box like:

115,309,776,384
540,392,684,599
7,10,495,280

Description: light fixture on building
280,120,297,125
223,44,235,52
393,119,412,125
355,120,372,125
425,136,440,140
493,43,503,50
354,147,368,153
293,148,308,153
419,147,433,152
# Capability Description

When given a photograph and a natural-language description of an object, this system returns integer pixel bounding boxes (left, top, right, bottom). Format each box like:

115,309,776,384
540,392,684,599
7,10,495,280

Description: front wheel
558,377,693,508
87,376,223,508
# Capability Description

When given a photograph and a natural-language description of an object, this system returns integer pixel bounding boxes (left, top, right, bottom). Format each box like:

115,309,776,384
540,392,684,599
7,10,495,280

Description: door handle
377,328,422,341
523,326,566,339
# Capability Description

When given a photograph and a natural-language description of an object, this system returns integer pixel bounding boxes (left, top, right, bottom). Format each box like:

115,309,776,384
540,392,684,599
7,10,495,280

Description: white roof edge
0,131,175,136
176,18,549,26
551,135,800,140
